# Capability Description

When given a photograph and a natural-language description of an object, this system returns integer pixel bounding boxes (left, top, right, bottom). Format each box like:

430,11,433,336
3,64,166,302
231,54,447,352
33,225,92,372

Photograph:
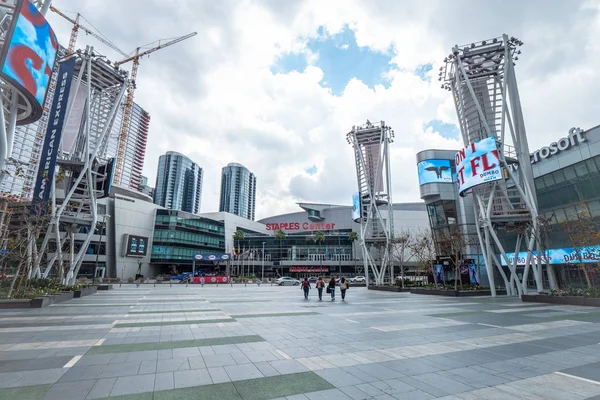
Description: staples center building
246,202,430,278
417,124,600,288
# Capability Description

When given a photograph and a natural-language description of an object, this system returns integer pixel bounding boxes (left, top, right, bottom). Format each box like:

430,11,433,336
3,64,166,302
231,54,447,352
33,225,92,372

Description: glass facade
219,163,257,220
154,152,203,214
151,210,225,267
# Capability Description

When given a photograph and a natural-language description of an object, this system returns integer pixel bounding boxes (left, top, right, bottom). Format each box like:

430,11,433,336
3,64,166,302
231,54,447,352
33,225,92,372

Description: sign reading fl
266,222,336,231
455,136,502,197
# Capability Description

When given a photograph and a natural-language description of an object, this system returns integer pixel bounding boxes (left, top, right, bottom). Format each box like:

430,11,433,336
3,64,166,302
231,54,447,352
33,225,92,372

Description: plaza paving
2,285,600,400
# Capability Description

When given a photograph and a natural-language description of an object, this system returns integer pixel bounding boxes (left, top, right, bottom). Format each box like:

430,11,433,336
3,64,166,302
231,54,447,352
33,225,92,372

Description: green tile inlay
113,318,235,328
427,311,483,318
86,334,265,355
138,299,206,302
234,371,334,400
0,384,51,400
128,309,221,314
549,312,600,321
154,382,240,400
231,312,318,318
91,371,333,400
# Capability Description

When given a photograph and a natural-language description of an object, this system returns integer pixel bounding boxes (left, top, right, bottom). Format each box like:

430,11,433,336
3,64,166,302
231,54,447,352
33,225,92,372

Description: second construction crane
112,32,197,186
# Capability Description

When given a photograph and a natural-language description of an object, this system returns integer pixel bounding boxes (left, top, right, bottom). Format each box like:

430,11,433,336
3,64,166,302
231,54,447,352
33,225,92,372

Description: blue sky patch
424,120,460,140
271,26,394,95
414,64,433,81
305,165,318,175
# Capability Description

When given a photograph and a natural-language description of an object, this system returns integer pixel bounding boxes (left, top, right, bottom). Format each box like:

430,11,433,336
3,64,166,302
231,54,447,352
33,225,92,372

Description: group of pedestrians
301,277,350,301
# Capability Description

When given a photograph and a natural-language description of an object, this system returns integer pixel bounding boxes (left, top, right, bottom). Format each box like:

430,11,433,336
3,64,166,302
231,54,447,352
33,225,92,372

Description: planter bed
73,286,98,298
521,294,600,307
97,284,113,291
0,290,75,309
368,286,412,292
410,288,506,297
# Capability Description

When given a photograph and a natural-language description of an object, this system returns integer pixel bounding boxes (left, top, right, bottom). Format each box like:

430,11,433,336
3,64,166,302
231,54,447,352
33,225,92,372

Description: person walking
301,278,311,300
315,277,325,301
327,277,336,301
200,276,205,287
340,277,349,301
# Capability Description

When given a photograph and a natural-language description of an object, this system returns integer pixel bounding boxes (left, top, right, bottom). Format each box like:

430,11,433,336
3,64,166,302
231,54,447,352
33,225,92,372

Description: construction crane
112,32,197,186
49,6,128,57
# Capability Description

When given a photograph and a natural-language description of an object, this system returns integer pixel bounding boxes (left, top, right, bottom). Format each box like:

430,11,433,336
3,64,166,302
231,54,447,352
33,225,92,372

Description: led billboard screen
126,235,148,257
501,246,600,266
0,0,58,124
352,192,360,221
417,159,452,185
455,136,502,196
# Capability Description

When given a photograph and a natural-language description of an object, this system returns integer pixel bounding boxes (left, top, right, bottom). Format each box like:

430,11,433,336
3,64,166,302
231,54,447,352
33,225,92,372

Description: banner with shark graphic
417,159,453,185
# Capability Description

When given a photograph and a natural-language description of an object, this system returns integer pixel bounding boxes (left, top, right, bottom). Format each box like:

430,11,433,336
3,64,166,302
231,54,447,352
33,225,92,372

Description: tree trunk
582,264,592,288
454,262,459,291
7,260,24,298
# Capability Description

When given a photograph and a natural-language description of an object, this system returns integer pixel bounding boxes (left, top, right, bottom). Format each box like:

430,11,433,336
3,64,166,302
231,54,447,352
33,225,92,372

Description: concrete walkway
1,284,600,399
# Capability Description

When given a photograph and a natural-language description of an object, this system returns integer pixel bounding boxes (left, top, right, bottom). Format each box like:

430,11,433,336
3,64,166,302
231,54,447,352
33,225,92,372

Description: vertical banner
31,57,76,213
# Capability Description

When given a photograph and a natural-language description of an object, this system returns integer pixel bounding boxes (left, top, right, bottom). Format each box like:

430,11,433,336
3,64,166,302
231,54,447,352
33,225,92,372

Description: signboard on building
193,254,230,261
352,192,361,221
455,136,502,197
0,0,58,125
125,235,148,257
30,57,76,214
289,267,329,273
417,159,453,185
265,222,336,232
501,246,600,266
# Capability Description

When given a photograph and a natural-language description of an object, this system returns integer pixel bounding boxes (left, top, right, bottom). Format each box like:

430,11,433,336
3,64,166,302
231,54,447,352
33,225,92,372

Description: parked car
308,277,317,283
276,277,301,286
350,276,366,283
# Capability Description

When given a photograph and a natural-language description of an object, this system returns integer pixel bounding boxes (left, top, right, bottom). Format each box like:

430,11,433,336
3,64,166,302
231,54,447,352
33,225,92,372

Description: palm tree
274,229,287,262
312,231,326,268
233,229,244,276
348,231,359,275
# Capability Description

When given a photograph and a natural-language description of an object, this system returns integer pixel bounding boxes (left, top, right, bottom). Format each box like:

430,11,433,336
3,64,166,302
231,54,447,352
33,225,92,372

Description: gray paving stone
208,366,230,383
254,361,281,377
110,373,155,396
224,363,264,381
269,359,309,374
85,377,117,400
153,372,174,391
156,357,190,373
173,368,212,388
41,379,96,400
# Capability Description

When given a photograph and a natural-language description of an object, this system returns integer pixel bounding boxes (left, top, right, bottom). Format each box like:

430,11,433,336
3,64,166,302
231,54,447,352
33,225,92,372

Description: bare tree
409,229,436,283
438,228,470,291
392,230,414,288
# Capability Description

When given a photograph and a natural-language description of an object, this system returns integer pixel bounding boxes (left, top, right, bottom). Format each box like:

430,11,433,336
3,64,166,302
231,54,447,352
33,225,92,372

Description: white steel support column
440,35,542,296
346,121,395,286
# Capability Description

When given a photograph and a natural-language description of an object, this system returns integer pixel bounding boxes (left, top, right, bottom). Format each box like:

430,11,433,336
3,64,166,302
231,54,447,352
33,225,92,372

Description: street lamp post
261,242,265,282
94,214,109,281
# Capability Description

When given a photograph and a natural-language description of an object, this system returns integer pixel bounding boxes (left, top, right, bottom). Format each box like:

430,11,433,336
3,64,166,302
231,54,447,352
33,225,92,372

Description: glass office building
154,152,203,214
219,163,257,221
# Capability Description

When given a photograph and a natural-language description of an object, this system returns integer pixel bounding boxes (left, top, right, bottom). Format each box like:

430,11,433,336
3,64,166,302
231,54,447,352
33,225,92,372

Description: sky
46,0,600,219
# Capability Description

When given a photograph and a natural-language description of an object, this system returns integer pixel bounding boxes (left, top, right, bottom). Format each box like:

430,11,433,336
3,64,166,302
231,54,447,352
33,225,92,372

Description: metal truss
32,47,127,284
346,120,394,286
440,34,548,296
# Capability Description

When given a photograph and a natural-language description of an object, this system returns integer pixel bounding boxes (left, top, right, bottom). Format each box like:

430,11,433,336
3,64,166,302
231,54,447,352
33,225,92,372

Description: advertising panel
61,84,88,153
455,136,502,196
352,192,360,221
0,0,58,124
193,254,231,261
501,246,600,266
126,235,148,257
30,57,75,214
433,264,445,284
417,159,453,185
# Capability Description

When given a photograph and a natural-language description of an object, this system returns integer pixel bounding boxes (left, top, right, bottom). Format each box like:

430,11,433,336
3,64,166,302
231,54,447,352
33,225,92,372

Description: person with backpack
315,277,325,301
340,277,349,301
327,277,336,301
301,278,311,299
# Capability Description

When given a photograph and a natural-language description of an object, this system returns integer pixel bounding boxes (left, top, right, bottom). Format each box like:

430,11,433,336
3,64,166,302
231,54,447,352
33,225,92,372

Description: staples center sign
265,222,336,231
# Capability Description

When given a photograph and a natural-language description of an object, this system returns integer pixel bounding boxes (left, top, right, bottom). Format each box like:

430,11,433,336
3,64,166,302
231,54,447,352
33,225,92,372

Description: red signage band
265,222,336,231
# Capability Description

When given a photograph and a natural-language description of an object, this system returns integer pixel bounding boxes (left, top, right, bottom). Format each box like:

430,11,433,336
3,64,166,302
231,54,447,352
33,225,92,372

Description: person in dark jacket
328,277,336,301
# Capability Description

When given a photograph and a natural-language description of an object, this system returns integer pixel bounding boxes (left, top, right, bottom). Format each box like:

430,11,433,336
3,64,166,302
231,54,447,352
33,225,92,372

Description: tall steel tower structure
346,120,394,286
439,35,545,296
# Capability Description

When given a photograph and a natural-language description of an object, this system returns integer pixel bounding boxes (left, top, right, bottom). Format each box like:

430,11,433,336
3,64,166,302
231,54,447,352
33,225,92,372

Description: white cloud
48,0,600,219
